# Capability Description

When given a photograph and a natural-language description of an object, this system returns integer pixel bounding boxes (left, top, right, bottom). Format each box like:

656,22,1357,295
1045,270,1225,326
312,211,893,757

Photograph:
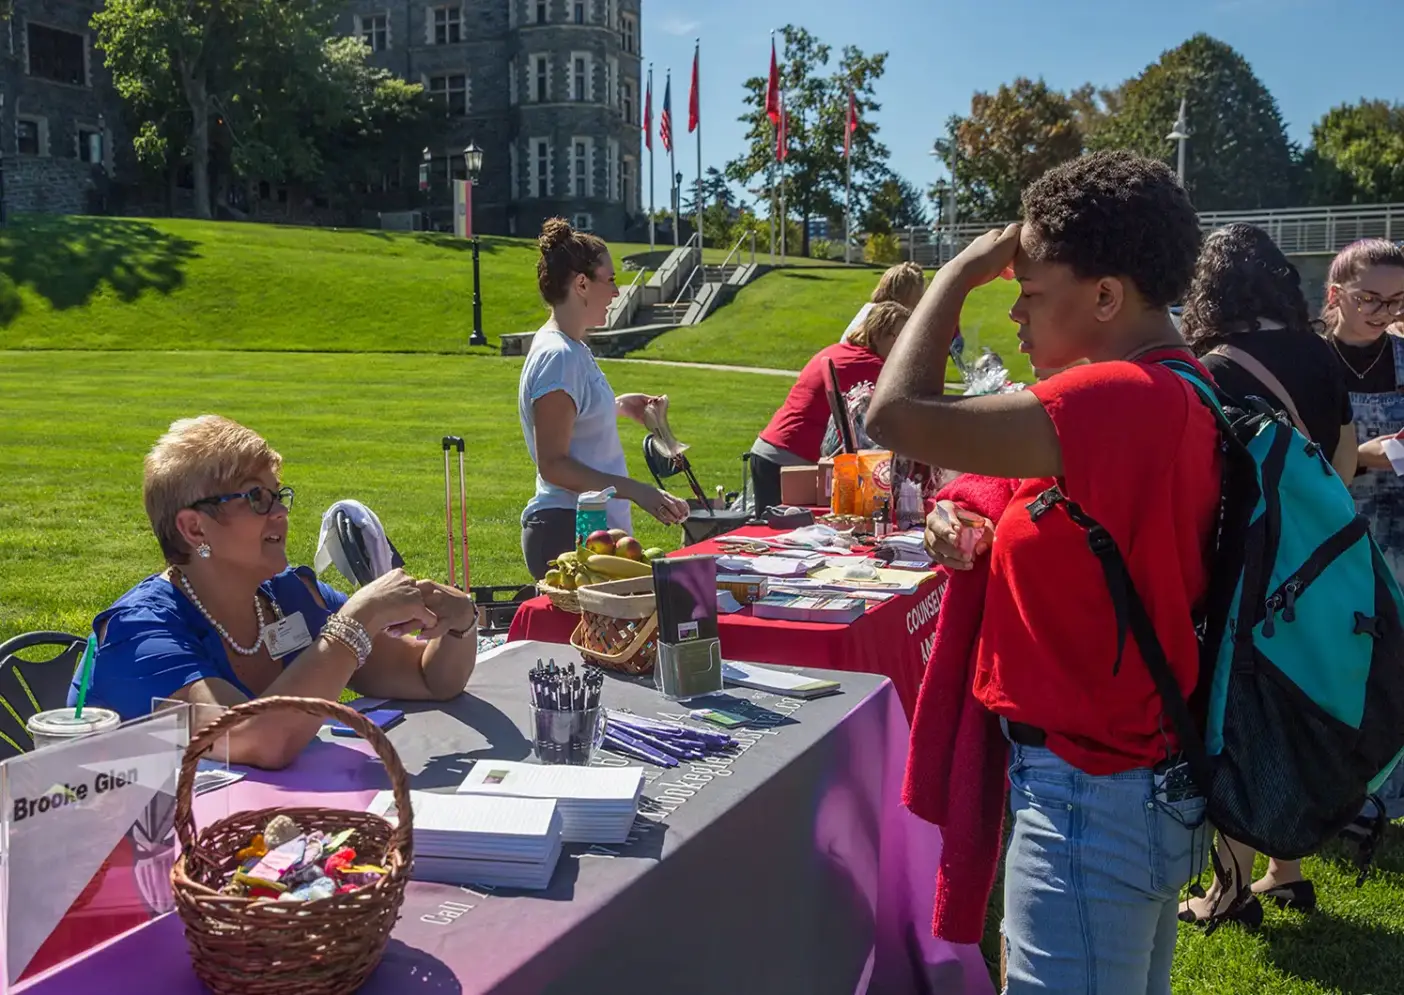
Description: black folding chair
0,631,87,759
642,435,749,544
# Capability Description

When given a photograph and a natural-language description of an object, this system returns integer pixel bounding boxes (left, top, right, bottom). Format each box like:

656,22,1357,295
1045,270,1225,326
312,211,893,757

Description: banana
556,550,579,565
586,554,653,579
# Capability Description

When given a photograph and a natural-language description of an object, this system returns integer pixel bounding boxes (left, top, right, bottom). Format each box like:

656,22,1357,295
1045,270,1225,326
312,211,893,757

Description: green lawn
635,267,1029,380
0,351,787,640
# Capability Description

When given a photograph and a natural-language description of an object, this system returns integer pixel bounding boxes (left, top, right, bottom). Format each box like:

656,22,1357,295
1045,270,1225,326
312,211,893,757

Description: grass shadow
779,272,825,282
412,232,503,254
0,215,199,326
1259,911,1404,995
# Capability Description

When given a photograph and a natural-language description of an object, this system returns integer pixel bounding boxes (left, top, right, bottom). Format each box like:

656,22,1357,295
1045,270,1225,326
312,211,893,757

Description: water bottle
575,487,615,546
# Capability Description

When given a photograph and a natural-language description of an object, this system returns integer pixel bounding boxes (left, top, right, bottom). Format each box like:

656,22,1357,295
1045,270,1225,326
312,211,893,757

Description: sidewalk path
604,357,800,377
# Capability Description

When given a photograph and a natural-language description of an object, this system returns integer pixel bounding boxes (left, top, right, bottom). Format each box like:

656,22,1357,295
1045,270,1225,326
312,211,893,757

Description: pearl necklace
175,570,282,656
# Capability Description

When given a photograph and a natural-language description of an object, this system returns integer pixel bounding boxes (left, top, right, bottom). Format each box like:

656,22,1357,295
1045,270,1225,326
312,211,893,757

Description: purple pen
603,728,677,767
612,715,734,750
607,721,705,761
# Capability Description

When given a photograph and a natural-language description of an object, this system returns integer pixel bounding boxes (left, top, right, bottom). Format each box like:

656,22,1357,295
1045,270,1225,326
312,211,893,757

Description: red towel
902,474,1017,944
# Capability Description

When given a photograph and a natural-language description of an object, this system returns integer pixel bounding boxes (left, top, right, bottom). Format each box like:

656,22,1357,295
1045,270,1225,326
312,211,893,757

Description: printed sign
1,708,190,989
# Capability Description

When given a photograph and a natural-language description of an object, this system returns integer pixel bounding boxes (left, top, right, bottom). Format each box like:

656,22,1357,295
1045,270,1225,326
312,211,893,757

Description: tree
1088,34,1294,211
1068,81,1126,145
939,77,1083,220
725,25,890,257
861,175,927,235
1304,100,1404,205
684,165,736,215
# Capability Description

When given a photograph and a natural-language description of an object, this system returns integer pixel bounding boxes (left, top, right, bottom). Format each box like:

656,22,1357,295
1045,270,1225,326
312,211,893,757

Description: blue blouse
67,566,349,721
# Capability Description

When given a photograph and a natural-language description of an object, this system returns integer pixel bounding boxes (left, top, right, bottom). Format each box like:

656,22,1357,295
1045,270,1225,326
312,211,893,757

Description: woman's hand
1358,435,1398,472
410,579,477,640
624,480,691,525
341,568,436,634
948,223,1021,289
616,393,661,425
923,501,994,571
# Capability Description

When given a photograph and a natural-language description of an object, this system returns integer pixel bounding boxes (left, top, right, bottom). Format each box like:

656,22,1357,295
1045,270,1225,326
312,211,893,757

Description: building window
509,58,518,105
607,139,618,202
535,139,551,197
535,0,547,23
573,0,584,24
432,6,462,44
572,56,587,102
359,13,389,51
533,54,549,102
78,126,103,163
606,57,617,108
26,24,87,87
16,119,42,156
574,139,589,197
622,156,635,211
573,213,593,231
429,73,468,115
623,80,635,124
621,14,636,54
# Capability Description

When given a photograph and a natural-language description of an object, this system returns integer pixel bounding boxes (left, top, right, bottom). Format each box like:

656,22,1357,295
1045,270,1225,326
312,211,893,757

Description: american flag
660,74,673,153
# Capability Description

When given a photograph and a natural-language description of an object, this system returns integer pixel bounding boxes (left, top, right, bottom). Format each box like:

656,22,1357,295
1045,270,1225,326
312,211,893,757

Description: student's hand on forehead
952,223,1021,288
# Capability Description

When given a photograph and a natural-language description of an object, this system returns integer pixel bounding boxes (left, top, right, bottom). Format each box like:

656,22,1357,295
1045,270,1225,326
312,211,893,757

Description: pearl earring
197,543,212,559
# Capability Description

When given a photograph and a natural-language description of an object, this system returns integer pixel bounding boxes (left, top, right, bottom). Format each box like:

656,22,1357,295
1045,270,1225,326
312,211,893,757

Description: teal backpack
1057,359,1404,860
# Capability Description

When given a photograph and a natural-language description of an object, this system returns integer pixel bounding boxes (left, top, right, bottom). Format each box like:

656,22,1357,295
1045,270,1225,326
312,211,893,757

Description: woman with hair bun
517,218,690,579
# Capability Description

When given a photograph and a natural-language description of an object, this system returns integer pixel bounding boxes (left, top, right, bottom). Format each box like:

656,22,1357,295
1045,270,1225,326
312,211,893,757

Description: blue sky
640,0,1403,214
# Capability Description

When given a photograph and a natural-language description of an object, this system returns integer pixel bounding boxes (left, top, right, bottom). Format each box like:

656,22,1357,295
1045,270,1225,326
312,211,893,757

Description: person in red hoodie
748,301,910,510
868,150,1219,995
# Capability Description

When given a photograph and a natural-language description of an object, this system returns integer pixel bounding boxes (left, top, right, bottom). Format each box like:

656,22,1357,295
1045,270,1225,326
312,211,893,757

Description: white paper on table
1382,438,1404,476
717,590,745,614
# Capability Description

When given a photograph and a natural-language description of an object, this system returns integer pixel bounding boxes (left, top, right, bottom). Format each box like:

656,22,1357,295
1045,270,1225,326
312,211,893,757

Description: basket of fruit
539,529,666,614
571,576,660,675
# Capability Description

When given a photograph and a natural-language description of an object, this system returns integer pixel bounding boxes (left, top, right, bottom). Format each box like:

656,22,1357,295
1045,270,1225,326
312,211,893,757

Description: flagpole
779,88,786,264
694,38,703,252
647,64,655,253
844,105,852,265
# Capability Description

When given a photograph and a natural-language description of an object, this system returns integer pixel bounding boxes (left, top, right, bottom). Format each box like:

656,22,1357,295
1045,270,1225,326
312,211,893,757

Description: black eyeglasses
1345,290,1404,318
190,485,295,515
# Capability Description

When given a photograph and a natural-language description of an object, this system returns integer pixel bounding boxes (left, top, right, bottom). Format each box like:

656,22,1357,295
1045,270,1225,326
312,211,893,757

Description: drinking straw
73,633,97,719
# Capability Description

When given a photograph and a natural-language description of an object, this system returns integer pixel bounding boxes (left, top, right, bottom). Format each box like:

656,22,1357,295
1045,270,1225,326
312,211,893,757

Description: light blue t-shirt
518,328,632,530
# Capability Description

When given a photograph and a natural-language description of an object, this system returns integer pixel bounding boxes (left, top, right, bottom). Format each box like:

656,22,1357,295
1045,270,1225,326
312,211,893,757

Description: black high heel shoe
1178,893,1264,935
1255,880,1317,913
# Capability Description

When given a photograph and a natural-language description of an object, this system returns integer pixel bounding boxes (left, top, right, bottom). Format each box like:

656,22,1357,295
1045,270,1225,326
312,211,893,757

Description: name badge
262,612,312,658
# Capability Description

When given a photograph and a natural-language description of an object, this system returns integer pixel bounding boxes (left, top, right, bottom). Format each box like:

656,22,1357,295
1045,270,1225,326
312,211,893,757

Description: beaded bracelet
321,614,372,669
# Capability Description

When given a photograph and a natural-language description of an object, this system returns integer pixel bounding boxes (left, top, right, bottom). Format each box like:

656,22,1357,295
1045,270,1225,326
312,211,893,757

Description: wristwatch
446,607,479,640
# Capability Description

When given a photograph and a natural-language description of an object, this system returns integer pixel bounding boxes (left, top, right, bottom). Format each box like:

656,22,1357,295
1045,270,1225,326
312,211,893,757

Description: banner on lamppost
453,179,473,238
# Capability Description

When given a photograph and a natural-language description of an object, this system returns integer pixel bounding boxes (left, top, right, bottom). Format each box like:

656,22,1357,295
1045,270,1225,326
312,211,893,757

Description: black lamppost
464,141,486,347
0,94,7,227
419,146,431,231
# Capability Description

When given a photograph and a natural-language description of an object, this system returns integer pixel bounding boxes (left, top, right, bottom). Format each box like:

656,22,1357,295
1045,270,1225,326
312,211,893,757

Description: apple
643,547,666,561
585,530,615,555
608,528,628,541
615,536,645,561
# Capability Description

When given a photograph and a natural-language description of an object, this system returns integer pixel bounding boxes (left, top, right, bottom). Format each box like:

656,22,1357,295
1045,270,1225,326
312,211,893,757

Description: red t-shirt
971,351,1222,775
759,342,886,463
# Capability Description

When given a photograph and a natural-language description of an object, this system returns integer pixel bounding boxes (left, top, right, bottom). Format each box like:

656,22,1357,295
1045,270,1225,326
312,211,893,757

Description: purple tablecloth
24,641,994,995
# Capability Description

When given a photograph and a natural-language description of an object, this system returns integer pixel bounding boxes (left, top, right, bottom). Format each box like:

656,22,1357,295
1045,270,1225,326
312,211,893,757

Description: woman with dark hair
1182,223,1356,480
517,219,689,579
868,151,1216,994
1173,223,1356,925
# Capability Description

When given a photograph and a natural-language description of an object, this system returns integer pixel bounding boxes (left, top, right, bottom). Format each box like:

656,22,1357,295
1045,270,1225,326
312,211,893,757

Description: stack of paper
367,790,563,891
456,761,643,844
722,660,843,699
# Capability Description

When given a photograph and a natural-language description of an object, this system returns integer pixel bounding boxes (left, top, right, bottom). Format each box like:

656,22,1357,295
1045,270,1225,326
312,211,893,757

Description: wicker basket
570,576,659,675
536,579,582,614
171,696,414,995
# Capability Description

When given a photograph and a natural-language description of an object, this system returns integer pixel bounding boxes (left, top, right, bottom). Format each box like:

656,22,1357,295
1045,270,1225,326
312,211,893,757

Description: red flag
644,74,652,151
776,93,788,163
687,44,700,133
764,38,780,125
845,90,858,158
660,75,673,153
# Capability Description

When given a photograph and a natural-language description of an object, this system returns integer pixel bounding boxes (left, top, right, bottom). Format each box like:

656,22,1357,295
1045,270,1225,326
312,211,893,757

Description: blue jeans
1002,743,1209,995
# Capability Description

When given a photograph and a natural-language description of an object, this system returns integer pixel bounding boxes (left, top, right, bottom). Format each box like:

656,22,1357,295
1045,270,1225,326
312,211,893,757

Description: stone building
0,0,121,215
341,0,644,239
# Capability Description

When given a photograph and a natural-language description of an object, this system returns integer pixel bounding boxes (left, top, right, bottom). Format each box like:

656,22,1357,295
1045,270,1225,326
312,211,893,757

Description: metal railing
899,203,1404,266
716,229,758,275
603,266,649,329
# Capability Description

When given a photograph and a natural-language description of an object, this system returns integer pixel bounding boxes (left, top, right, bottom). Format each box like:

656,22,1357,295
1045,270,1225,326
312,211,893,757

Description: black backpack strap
1060,497,1214,787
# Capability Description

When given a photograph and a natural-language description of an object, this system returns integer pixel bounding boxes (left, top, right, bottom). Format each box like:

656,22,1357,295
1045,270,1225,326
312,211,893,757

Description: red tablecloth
507,526,947,717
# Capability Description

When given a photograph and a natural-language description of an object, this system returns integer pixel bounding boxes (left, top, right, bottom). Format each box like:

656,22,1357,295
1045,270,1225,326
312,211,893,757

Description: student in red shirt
748,301,909,510
868,151,1218,995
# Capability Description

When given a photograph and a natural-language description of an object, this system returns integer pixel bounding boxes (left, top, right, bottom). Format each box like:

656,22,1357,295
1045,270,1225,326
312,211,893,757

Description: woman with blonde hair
71,415,478,769
839,261,925,342
751,301,911,510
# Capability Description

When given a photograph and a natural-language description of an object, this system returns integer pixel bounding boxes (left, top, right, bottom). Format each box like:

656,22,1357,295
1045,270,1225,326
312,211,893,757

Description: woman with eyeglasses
1323,240,1404,577
70,415,477,768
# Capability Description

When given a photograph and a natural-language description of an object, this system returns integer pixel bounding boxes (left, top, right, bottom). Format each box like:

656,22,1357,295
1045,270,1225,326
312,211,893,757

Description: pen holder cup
529,704,605,766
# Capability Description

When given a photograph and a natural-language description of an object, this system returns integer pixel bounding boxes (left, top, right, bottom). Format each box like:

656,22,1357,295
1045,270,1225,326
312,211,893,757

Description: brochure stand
0,704,229,992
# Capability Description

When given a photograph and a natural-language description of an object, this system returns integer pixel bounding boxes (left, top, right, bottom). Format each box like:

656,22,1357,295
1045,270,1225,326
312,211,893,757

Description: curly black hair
1020,150,1201,309
1179,223,1311,353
